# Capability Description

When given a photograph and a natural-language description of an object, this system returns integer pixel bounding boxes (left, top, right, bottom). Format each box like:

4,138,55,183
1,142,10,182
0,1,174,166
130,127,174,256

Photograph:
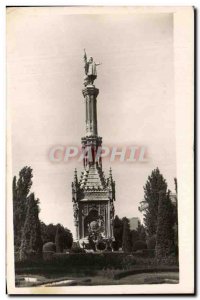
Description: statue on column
83,49,101,86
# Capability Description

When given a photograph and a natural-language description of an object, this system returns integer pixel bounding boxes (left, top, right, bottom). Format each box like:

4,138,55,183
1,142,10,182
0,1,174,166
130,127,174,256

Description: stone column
75,221,79,241
82,86,99,137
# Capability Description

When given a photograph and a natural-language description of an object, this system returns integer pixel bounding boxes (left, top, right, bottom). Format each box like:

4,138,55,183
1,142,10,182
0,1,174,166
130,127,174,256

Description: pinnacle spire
74,168,78,184
109,167,112,178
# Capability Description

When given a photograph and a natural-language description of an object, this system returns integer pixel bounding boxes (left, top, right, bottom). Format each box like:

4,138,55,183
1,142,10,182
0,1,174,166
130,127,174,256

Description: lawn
15,253,179,287
16,271,179,287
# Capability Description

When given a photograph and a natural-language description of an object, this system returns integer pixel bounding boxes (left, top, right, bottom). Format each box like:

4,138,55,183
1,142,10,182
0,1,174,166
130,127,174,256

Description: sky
7,7,176,237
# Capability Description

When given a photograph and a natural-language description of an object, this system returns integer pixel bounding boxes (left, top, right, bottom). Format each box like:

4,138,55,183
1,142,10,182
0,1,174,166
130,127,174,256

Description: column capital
82,85,99,98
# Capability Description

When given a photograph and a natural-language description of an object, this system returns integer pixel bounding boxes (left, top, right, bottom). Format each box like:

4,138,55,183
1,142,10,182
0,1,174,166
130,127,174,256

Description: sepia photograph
6,6,194,294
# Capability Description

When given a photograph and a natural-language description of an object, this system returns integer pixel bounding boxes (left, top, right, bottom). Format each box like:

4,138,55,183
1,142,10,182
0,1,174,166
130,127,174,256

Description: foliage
130,230,139,250
146,234,156,250
15,253,179,278
174,178,178,194
155,254,179,266
41,223,73,250
111,240,119,251
133,240,147,251
69,247,85,254
55,224,64,253
139,168,168,236
19,193,42,260
134,249,155,257
88,235,96,251
40,223,56,244
137,223,146,241
43,242,56,253
113,215,123,248
173,178,178,251
155,191,175,259
121,255,137,269
96,241,106,251
106,246,112,252
122,217,132,252
13,167,33,251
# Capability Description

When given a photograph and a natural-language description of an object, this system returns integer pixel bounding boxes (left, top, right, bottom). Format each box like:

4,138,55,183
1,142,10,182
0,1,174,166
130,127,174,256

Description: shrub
96,241,106,251
43,251,55,261
121,255,137,269
42,242,56,253
147,235,156,250
140,249,155,257
15,252,178,277
133,240,147,251
15,252,20,262
70,247,85,254
106,246,112,252
111,241,119,251
155,255,179,266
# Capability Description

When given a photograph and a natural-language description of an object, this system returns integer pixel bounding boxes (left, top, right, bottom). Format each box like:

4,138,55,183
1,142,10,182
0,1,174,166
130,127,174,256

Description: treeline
13,166,73,260
113,168,178,259
139,167,178,259
113,216,147,252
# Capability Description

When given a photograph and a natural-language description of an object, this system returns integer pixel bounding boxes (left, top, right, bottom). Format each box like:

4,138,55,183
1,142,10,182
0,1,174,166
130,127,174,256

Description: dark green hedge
15,252,178,276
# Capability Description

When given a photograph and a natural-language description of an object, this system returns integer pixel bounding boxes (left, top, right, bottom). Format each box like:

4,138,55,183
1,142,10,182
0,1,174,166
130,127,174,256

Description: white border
2,2,197,297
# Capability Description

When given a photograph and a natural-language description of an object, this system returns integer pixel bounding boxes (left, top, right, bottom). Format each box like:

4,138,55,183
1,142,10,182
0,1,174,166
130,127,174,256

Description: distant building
129,217,140,231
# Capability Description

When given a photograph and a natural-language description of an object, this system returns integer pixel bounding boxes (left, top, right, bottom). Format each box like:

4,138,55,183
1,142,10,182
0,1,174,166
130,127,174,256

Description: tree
146,234,156,250
63,228,73,249
130,230,139,251
174,177,178,194
13,166,33,251
41,222,57,244
122,217,131,252
19,193,42,260
155,191,175,258
113,215,123,248
173,178,178,254
55,224,63,253
139,168,168,237
55,224,73,252
133,240,147,251
137,223,146,241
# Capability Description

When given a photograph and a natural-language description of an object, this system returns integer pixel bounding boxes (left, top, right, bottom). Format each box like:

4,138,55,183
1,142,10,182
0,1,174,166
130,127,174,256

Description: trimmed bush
42,242,56,253
130,249,155,258
43,251,55,261
15,252,179,277
96,241,106,251
155,254,179,266
70,247,85,254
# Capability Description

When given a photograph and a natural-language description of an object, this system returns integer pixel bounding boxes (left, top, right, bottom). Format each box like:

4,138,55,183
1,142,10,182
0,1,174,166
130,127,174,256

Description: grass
15,254,179,287
16,271,179,287
80,271,179,285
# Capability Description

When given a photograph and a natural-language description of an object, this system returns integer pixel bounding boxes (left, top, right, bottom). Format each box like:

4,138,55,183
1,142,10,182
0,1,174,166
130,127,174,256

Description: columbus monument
72,50,116,249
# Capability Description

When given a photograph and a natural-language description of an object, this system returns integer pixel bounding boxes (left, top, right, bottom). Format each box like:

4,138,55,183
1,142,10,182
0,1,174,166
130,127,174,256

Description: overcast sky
7,8,176,237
